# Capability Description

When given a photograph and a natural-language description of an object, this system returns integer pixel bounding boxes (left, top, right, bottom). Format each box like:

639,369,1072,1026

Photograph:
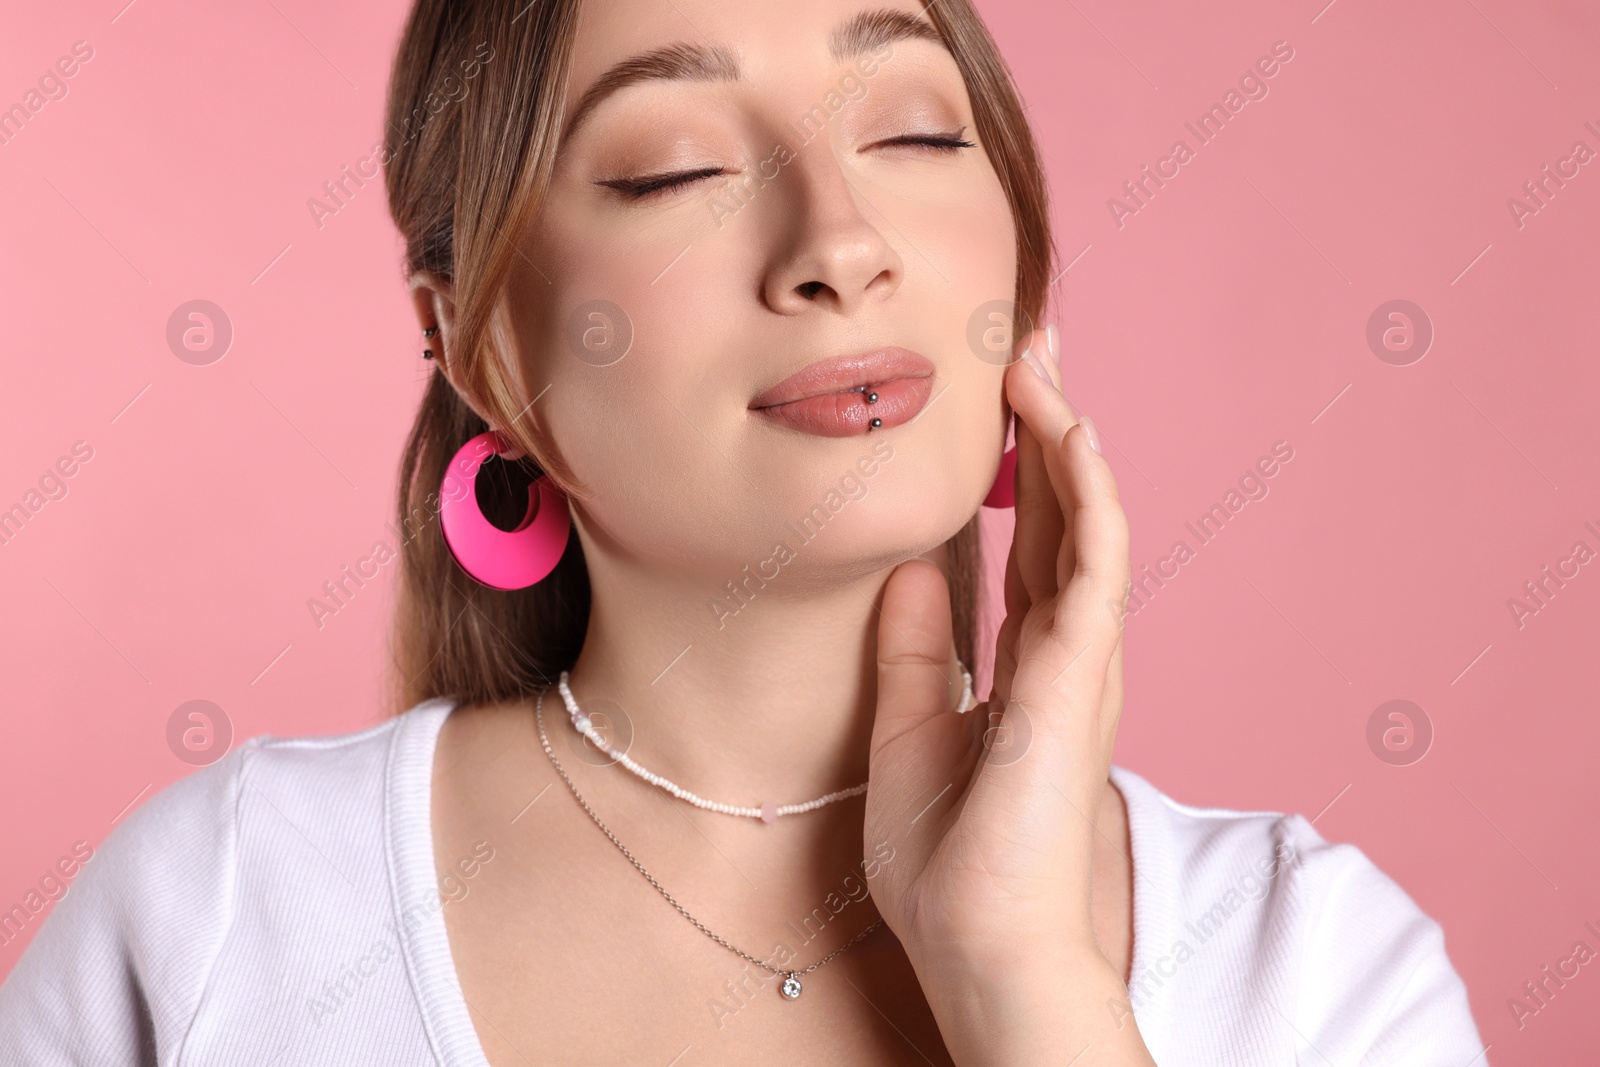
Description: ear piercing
422,326,438,359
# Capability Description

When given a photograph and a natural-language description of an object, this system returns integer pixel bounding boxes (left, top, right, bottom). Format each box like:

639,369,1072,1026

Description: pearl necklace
557,665,974,822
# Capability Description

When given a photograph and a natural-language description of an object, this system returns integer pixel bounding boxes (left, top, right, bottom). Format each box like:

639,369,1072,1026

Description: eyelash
606,167,725,200
603,129,977,201
884,131,978,153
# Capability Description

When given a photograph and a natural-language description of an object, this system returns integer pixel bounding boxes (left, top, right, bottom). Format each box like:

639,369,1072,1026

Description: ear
410,270,489,416
408,271,530,460
408,270,456,360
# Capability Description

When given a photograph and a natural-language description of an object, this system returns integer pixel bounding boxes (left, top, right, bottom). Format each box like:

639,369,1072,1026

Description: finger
1003,353,1096,590
1050,423,1130,638
992,329,1069,726
1000,368,1130,729
870,558,957,755
1013,419,1131,729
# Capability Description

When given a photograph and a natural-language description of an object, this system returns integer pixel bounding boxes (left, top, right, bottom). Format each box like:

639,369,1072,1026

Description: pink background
2,0,1597,1060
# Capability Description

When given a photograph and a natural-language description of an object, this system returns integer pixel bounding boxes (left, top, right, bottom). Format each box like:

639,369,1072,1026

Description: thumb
872,558,957,753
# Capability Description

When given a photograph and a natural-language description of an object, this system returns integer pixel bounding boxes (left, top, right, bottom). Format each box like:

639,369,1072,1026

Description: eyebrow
559,8,947,149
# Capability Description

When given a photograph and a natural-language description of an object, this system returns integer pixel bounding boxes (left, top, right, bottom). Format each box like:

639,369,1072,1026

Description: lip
749,347,935,438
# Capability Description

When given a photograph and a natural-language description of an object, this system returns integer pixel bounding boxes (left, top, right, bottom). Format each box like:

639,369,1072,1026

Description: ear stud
422,327,439,338
423,349,435,359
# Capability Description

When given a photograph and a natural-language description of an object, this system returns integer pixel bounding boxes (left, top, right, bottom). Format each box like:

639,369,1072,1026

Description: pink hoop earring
983,446,1017,509
439,430,572,590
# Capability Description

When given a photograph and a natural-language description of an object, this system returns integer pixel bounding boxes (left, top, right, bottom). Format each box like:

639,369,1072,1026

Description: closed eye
598,126,976,202
597,166,728,200
872,128,976,153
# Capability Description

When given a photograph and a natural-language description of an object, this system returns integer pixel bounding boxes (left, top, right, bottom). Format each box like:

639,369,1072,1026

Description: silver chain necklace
535,688,884,999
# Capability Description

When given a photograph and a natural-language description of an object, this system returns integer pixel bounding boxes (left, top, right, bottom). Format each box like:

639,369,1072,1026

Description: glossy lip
749,347,935,409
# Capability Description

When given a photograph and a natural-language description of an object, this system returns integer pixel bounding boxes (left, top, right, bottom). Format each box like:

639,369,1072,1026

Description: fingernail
1046,324,1059,360
1020,346,1051,384
1080,415,1102,455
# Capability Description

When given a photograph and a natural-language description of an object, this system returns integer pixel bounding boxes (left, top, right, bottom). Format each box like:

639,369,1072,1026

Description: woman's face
507,0,1016,587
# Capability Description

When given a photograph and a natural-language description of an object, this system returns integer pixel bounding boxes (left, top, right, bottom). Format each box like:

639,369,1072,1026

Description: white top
0,698,1488,1065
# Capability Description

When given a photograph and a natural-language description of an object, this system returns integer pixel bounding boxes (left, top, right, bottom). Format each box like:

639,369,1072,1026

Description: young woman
0,0,1487,1063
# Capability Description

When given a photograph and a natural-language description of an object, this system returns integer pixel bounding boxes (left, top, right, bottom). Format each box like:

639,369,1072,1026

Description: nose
760,137,906,317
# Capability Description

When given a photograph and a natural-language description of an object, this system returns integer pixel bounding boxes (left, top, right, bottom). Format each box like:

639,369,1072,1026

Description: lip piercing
850,384,883,429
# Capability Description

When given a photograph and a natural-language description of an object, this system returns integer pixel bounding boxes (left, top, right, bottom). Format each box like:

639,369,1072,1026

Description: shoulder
0,700,455,1066
1111,766,1488,1064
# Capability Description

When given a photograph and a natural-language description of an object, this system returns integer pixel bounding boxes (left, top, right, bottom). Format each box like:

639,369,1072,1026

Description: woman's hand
864,326,1153,1065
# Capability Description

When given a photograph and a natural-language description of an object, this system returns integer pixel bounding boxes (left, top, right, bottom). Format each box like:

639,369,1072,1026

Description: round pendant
780,973,803,1000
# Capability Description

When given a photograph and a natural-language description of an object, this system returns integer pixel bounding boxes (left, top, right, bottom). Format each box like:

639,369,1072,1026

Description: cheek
508,238,765,562
891,161,1021,397
908,174,1016,482
948,180,1019,287
891,149,1018,304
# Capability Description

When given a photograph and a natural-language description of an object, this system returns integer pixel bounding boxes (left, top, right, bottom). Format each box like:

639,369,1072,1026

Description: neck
565,542,962,807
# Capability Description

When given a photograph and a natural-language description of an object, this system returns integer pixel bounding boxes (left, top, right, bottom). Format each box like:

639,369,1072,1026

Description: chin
762,481,977,582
